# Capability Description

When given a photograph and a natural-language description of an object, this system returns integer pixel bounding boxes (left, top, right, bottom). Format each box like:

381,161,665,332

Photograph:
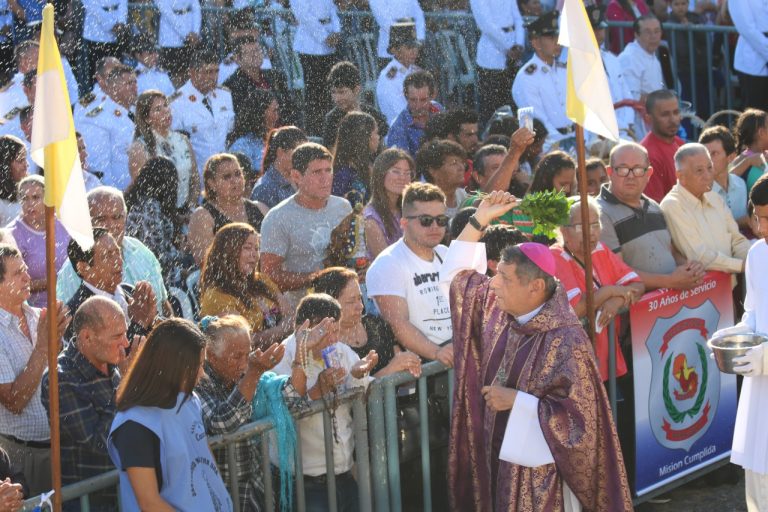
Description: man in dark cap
132,34,174,96
376,21,421,125
512,11,573,152
439,191,633,511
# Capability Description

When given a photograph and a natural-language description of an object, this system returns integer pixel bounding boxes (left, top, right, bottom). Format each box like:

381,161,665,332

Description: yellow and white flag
558,0,619,141
32,4,93,248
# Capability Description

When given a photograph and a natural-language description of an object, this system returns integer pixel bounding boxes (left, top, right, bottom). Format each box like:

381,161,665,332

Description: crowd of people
0,0,763,510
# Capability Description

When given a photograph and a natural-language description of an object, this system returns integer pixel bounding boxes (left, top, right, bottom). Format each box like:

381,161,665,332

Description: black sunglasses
405,214,450,227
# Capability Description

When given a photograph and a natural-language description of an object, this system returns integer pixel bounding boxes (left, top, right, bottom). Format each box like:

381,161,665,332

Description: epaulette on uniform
168,90,182,103
3,107,19,121
525,63,537,75
386,66,397,79
85,105,103,118
79,92,95,107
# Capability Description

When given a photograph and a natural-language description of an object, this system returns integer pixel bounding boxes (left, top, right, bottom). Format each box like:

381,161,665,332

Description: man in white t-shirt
366,182,454,366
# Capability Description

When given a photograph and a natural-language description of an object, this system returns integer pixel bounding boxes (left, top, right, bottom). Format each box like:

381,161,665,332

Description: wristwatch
468,214,487,232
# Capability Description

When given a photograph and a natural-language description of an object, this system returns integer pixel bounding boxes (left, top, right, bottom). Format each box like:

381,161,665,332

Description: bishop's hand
481,385,518,412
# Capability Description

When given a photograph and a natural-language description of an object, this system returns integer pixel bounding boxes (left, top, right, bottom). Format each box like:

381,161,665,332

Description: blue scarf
252,372,296,512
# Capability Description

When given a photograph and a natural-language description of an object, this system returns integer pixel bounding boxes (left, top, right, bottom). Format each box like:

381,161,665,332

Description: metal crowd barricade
21,388,371,512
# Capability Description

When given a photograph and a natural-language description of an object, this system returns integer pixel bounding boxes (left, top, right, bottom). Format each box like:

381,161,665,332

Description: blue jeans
302,471,359,512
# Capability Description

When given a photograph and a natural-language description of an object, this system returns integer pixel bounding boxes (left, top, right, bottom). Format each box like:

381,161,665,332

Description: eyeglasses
406,214,450,227
613,166,649,177
564,222,601,234
387,168,412,179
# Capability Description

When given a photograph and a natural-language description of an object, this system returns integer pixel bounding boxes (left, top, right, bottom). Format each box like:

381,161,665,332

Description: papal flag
32,4,93,248
558,0,619,141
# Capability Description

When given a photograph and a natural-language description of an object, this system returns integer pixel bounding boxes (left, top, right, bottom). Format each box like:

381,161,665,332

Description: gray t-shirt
260,194,352,274
597,185,678,275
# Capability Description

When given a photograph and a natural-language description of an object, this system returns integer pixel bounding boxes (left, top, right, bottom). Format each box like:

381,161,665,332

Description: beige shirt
660,183,751,273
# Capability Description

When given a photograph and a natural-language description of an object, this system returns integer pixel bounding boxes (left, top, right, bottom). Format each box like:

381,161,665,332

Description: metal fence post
227,442,241,512
383,382,402,512
353,395,373,512
261,436,274,512
418,376,432,512
366,381,390,512
322,410,339,512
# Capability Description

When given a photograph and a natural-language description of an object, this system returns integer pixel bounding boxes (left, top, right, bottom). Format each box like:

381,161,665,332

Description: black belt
501,26,515,33
319,18,331,24
304,470,351,484
101,5,119,11
557,126,575,135
2,435,50,449
173,7,191,14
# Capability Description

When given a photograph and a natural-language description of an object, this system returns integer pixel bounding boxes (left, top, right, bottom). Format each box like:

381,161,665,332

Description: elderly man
597,141,705,290
57,187,168,314
441,192,632,511
0,244,68,497
41,297,138,511
660,143,751,274
195,315,284,512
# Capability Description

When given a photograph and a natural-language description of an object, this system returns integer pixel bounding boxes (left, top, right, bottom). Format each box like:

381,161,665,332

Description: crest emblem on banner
646,301,721,451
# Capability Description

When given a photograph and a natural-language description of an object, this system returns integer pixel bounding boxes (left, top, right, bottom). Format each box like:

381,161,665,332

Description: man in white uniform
712,176,768,512
81,0,127,87
170,48,234,171
376,22,421,126
157,0,201,84
77,64,137,191
512,12,572,151
369,0,425,62
132,35,174,96
728,0,768,111
470,0,524,124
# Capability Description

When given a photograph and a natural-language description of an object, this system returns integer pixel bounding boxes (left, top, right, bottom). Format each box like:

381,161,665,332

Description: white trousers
746,469,768,512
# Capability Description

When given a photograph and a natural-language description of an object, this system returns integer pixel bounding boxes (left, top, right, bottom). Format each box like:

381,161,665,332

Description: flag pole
45,204,62,512
574,125,596,344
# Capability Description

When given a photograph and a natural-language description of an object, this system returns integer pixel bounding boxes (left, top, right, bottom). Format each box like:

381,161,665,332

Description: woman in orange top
550,197,645,381
199,222,293,348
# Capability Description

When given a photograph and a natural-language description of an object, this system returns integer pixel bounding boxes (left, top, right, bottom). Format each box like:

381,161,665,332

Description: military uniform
170,80,234,170
157,0,201,49
369,0,425,59
135,62,175,96
77,95,135,190
82,0,127,87
470,0,525,123
73,84,108,127
376,58,417,126
290,0,340,135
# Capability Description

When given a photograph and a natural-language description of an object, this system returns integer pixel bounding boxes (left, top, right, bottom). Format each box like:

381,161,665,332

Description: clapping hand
351,350,379,379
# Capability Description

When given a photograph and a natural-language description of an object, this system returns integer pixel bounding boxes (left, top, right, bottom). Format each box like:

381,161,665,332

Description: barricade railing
121,5,741,131
21,387,370,512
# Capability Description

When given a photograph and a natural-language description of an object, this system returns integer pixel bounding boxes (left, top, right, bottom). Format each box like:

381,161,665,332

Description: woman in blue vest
108,318,233,511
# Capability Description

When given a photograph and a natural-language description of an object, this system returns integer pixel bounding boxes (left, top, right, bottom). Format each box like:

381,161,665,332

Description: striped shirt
0,304,48,441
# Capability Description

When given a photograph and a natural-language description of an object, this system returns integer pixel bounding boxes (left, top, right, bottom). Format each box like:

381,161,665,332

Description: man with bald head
660,143,751,274
597,141,706,291
56,187,168,314
42,296,141,510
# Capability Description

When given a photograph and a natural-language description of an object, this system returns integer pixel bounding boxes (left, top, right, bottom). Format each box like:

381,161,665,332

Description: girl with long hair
227,90,279,175
0,135,28,227
125,156,186,286
199,222,293,347
363,148,414,258
127,90,199,210
332,111,380,208
108,319,233,511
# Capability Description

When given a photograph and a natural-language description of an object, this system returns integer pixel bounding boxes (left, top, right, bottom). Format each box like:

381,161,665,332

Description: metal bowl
707,333,768,374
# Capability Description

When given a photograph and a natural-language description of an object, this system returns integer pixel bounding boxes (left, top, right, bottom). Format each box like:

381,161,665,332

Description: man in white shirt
470,0,524,124
170,48,234,171
289,0,341,136
0,244,67,497
367,182,454,365
728,0,768,111
618,15,666,139
132,35,174,96
369,0,425,62
376,22,421,126
711,176,768,512
82,0,128,88
512,12,572,151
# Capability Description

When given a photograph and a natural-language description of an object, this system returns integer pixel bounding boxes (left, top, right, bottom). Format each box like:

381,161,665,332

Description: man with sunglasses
367,182,454,366
597,142,706,291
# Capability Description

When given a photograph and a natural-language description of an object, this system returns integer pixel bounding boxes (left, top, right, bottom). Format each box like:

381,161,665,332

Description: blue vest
108,393,233,512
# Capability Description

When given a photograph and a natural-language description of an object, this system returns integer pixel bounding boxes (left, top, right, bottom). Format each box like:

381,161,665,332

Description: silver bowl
707,333,768,374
